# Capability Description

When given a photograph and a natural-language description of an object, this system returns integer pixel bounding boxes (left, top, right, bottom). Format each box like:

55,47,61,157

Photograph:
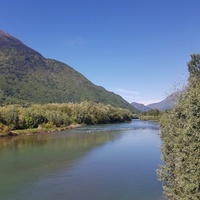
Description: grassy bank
0,124,82,137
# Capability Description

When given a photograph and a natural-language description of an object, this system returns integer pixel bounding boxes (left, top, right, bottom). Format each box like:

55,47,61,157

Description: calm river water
0,120,163,200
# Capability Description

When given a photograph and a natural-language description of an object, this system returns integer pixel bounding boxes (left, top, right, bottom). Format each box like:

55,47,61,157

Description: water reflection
0,120,163,200
0,130,120,200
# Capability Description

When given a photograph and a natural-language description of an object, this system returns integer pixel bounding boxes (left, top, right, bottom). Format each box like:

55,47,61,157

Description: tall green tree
158,54,200,200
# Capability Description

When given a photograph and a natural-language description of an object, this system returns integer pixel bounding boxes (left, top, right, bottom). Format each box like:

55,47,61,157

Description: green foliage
188,54,200,78
0,105,20,129
158,54,200,200
138,109,162,121
0,102,133,133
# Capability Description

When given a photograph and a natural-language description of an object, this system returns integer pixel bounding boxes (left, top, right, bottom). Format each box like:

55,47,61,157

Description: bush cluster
139,109,161,121
0,101,133,133
158,54,200,200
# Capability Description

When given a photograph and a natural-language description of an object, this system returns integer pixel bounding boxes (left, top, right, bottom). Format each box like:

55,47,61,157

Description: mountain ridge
131,102,151,112
131,91,181,111
0,30,136,112
0,30,23,45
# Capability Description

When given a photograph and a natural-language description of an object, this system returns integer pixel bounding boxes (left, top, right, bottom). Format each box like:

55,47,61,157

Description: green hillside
0,30,136,112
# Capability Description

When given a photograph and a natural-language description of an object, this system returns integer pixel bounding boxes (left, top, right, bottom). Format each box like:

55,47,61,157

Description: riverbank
0,102,133,138
0,124,82,138
138,115,160,121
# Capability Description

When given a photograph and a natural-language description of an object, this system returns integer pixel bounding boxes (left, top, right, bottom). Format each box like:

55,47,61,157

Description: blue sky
1,0,200,105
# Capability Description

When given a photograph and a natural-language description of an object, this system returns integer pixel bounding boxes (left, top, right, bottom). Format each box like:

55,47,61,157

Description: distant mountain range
0,30,136,112
131,91,181,112
131,102,151,112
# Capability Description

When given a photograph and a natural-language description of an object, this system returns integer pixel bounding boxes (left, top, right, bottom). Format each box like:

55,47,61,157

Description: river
0,119,163,200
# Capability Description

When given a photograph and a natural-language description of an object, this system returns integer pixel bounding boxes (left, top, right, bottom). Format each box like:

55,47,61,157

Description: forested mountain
0,30,136,112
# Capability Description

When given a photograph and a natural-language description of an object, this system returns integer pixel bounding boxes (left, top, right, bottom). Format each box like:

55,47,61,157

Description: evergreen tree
158,54,200,200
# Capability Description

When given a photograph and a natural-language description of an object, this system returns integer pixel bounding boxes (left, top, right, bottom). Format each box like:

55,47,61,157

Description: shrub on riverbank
158,54,200,200
0,101,133,134
138,109,162,121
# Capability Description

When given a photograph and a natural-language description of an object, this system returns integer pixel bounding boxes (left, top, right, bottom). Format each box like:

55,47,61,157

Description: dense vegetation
138,109,162,121
157,54,200,199
0,101,133,135
0,30,136,112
